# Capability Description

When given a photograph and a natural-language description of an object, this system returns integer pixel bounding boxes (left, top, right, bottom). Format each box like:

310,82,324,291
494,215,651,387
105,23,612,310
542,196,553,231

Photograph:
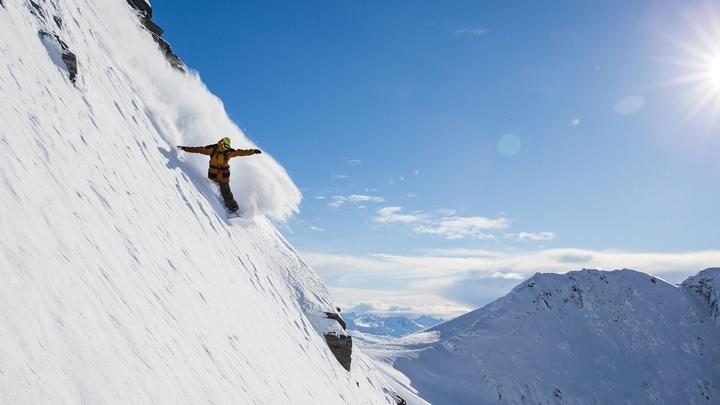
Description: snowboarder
177,137,262,214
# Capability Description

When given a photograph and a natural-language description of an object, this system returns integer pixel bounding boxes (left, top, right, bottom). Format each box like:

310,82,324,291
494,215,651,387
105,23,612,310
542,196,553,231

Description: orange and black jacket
180,144,256,184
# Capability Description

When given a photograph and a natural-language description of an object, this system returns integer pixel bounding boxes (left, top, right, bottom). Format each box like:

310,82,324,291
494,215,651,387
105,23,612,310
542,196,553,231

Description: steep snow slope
385,268,720,405
0,1,397,403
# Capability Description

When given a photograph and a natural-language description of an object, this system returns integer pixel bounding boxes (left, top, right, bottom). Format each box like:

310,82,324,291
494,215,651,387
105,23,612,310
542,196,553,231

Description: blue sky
154,0,720,317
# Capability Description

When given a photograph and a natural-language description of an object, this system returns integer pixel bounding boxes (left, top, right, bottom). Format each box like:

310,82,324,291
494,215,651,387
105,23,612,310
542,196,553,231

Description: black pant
216,182,239,213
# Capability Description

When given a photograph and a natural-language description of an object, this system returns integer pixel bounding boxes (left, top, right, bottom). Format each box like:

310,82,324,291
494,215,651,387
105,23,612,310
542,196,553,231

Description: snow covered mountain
345,312,444,337
0,1,404,403
381,268,720,405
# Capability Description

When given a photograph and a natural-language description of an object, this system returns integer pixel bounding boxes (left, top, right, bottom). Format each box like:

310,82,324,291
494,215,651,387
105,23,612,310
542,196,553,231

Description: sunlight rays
663,3,720,127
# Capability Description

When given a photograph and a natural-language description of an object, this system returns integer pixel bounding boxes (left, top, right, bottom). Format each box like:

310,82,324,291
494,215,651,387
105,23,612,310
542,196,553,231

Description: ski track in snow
0,1,397,404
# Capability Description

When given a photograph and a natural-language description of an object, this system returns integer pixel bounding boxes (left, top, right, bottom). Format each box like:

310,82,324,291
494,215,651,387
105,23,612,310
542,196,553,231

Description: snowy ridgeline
0,1,401,404
344,312,444,338
374,268,720,405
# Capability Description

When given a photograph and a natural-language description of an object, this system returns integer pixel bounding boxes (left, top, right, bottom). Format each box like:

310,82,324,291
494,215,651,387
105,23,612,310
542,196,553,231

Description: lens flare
709,56,720,90
663,4,720,127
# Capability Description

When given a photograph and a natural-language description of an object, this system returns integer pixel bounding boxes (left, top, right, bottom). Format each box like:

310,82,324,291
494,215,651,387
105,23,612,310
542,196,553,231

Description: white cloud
374,206,508,240
490,272,525,280
414,170,420,176
571,117,581,126
414,216,509,240
374,206,427,224
455,27,487,35
347,159,362,166
407,193,417,198
348,194,384,203
334,174,348,179
330,194,384,208
332,291,470,319
309,225,325,232
420,248,504,258
507,231,556,241
614,95,645,115
328,198,345,208
305,249,720,310
313,196,327,200
306,249,720,281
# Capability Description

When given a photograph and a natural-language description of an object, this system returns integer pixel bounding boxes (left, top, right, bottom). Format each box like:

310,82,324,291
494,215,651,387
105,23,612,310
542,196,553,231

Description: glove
253,149,262,154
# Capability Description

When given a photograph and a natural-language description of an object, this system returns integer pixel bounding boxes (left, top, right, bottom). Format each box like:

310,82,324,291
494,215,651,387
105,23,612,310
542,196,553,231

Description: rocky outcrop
393,394,407,405
29,1,77,83
323,312,352,371
324,333,352,371
125,0,183,71
383,389,407,405
39,31,77,83
324,311,347,330
682,268,720,324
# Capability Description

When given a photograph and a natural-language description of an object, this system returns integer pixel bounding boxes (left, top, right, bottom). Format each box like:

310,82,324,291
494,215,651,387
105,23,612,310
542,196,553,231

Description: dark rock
383,388,407,405
125,0,152,18
143,19,164,37
61,50,77,83
53,35,78,83
29,0,47,21
324,333,352,371
325,312,346,330
39,31,78,83
53,15,62,29
154,36,183,71
125,0,183,71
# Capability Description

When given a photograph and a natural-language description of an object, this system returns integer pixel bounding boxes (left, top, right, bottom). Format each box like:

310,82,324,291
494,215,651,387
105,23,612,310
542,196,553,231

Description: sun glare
664,4,720,126
709,56,720,90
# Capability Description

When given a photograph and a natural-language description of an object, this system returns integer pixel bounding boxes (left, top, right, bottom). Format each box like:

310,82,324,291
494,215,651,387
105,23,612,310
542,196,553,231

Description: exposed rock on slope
29,0,78,83
125,0,183,70
683,268,720,325
325,333,354,371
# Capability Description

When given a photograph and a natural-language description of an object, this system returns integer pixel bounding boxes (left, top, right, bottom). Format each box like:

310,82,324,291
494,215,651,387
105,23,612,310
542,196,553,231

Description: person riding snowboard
177,137,261,214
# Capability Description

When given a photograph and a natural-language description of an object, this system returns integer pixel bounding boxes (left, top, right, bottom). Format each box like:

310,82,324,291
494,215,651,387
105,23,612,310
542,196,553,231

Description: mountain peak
682,267,720,324
396,267,720,404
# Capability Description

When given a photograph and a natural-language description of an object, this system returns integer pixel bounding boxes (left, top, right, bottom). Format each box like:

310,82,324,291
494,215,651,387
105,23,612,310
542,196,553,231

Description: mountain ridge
344,312,444,337
377,268,720,404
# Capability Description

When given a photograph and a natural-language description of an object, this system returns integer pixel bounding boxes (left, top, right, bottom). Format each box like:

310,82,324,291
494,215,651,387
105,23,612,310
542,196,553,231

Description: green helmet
220,137,231,148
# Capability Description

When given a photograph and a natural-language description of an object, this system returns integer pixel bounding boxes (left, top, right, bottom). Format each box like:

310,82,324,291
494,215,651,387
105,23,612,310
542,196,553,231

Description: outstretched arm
177,145,213,156
229,148,262,158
